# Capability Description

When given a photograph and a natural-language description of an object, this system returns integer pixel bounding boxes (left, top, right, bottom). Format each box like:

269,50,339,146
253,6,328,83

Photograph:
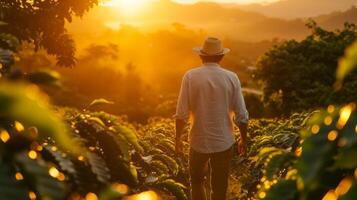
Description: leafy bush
231,112,311,199
0,32,188,199
255,37,357,200
257,21,357,115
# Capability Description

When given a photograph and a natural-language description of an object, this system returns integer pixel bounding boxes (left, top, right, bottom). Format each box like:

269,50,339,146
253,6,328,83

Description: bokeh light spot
258,192,266,199
338,138,348,147
337,105,353,129
15,172,24,180
14,121,25,132
324,116,333,126
112,183,129,194
328,130,338,141
28,150,38,160
0,130,10,143
335,177,353,196
311,125,320,134
29,191,36,200
295,147,302,157
57,173,66,181
85,192,98,200
78,155,85,161
322,190,337,200
327,105,335,113
49,167,60,178
125,191,158,200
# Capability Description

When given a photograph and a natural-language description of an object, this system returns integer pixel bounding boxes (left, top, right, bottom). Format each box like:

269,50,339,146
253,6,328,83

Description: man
175,37,249,200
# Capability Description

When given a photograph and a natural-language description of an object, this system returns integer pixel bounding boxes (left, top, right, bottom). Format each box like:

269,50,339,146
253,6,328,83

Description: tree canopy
257,21,357,115
0,0,99,66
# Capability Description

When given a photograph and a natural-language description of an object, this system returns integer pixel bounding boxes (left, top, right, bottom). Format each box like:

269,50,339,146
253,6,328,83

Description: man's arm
174,73,190,155
175,119,187,155
237,123,248,155
233,74,249,155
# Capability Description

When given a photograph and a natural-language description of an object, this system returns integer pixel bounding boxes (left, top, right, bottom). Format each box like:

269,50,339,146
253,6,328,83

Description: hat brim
193,47,230,56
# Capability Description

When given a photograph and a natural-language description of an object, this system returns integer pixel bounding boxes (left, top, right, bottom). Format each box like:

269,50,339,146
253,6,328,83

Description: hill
67,1,357,42
239,0,357,19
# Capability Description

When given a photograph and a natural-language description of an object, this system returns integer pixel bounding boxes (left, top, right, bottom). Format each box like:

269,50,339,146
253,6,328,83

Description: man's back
176,62,248,153
175,37,249,200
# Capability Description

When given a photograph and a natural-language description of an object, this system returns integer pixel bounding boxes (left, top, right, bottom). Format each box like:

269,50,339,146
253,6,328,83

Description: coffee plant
253,40,357,200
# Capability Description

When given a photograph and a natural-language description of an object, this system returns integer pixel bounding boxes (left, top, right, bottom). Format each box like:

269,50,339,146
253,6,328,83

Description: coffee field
1,1,357,199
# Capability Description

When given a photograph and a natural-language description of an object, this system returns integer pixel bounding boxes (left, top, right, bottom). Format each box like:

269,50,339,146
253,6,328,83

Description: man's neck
203,62,220,67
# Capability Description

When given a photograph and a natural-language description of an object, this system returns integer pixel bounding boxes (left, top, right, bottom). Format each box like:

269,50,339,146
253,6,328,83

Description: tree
0,0,99,66
257,21,357,115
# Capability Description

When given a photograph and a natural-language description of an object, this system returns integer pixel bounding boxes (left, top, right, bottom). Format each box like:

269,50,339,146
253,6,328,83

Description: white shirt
175,63,249,154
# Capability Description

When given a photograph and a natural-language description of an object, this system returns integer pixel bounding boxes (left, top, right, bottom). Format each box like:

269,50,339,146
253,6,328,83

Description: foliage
0,33,188,200
0,83,76,199
253,104,357,200
243,92,265,118
336,40,357,88
257,21,357,115
255,38,357,200
231,112,310,199
0,95,190,199
0,0,99,66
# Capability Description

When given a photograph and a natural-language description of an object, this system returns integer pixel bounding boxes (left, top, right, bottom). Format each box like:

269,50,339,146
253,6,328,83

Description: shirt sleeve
233,74,249,125
174,73,190,121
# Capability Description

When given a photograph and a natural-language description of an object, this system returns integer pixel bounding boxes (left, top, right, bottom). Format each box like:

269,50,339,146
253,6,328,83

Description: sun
101,0,148,16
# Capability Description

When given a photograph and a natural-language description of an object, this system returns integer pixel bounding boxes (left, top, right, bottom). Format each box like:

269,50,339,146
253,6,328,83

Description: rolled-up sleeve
233,74,249,125
174,73,190,121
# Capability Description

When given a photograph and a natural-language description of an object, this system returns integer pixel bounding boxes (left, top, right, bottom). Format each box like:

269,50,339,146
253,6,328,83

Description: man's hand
237,122,248,156
237,140,247,156
175,119,186,156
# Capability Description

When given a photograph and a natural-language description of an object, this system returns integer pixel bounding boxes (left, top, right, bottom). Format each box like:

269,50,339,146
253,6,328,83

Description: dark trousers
189,146,233,200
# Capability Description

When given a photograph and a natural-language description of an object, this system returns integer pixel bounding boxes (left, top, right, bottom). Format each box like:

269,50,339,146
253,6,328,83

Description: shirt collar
203,62,220,67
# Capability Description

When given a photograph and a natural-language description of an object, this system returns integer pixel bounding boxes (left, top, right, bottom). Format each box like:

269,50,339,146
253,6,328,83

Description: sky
100,0,281,17
174,0,279,4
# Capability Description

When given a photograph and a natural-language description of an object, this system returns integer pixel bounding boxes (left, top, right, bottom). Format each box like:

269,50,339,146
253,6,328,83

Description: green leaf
86,152,111,183
336,40,357,88
25,70,61,87
150,160,169,174
154,179,187,200
112,125,143,153
41,145,76,175
0,48,14,68
334,145,357,168
153,154,179,176
100,184,127,200
87,117,106,127
297,110,338,189
265,153,294,180
0,161,29,200
88,98,114,108
264,180,298,200
115,134,131,161
15,152,66,200
0,33,19,52
0,82,81,154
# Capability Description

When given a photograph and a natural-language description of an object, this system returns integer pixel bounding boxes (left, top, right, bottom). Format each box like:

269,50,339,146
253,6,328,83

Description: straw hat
193,37,230,56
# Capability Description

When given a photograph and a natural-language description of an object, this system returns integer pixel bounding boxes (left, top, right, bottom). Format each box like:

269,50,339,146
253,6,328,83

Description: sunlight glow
0,130,10,143
125,191,158,200
335,177,353,196
337,104,354,129
174,0,279,4
322,190,337,200
101,0,148,16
